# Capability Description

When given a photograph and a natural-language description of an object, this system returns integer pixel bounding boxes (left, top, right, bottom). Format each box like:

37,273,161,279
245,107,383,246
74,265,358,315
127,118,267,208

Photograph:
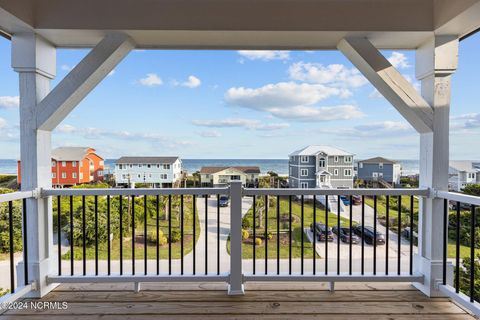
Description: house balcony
0,183,479,318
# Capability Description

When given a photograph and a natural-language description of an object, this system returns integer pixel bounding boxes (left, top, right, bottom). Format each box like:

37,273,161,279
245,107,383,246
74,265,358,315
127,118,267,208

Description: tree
462,184,480,197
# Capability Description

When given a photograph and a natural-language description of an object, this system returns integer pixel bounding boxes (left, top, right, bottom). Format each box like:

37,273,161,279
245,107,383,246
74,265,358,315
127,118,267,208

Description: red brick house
18,147,104,187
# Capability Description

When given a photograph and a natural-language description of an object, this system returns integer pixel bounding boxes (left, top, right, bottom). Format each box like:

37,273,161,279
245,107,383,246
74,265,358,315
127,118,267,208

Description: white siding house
448,161,480,191
114,156,182,188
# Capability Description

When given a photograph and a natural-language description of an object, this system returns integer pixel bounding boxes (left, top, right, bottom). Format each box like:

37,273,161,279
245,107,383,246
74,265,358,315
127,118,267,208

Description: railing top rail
0,190,35,203
42,187,230,197
243,188,429,197
436,190,480,207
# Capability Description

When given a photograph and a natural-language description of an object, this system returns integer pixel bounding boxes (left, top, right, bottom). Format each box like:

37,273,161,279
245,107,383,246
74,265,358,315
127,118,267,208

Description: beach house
199,166,260,187
448,161,480,191
114,156,183,188
357,156,402,186
288,145,354,189
17,147,104,187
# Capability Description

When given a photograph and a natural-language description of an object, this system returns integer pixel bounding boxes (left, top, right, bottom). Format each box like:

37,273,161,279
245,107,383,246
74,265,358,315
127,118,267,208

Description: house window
345,156,352,163
163,164,171,169
359,163,363,169
334,156,339,162
62,161,66,167
319,157,326,167
61,172,66,179
379,163,383,169
51,161,56,167
98,171,103,177
160,174,167,179
301,169,308,176
147,164,151,168
300,156,309,163
344,169,352,176
72,161,77,167
52,173,56,178
80,161,83,167
119,164,123,169
300,182,308,189
99,160,104,166
334,169,339,176
80,173,83,179
289,167,293,175
72,173,77,178
157,164,160,168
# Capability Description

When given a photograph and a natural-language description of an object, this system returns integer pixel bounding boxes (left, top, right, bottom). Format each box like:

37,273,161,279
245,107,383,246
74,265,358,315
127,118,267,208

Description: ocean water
0,158,420,176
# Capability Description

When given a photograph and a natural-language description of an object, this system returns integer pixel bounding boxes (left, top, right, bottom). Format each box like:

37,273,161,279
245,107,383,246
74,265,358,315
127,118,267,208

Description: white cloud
387,52,410,69
192,118,290,131
198,130,222,138
288,62,368,88
108,69,116,77
54,125,192,149
61,64,73,71
238,51,290,61
224,82,361,122
139,73,163,87
225,82,350,110
174,75,201,88
451,113,480,131
0,96,20,109
0,117,6,129
318,121,413,138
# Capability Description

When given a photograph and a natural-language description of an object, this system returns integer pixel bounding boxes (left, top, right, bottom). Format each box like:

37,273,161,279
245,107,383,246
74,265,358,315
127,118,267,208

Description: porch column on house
414,36,458,296
11,33,57,297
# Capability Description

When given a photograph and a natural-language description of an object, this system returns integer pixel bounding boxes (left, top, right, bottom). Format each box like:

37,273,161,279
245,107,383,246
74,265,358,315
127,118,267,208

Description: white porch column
414,36,458,296
11,33,57,297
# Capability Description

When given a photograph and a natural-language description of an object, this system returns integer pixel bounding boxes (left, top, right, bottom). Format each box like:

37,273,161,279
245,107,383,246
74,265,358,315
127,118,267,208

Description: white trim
438,284,480,317
300,168,308,176
289,164,316,168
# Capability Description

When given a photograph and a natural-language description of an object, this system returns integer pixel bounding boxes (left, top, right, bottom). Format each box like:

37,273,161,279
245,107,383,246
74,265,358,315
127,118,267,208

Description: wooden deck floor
0,282,475,319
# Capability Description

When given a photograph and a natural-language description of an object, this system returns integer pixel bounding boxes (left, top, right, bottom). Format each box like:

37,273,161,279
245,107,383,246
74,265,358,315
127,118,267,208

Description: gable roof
116,156,179,164
449,161,480,173
52,147,100,161
200,166,260,174
289,145,354,157
359,157,399,164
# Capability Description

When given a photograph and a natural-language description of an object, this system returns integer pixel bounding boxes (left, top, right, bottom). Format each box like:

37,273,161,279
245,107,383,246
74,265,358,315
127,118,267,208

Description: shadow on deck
0,282,475,319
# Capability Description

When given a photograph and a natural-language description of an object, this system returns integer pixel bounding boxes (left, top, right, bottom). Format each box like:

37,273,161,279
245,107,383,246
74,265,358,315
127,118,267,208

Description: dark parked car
310,223,334,242
352,195,362,205
339,195,350,205
219,195,229,207
332,226,360,244
353,225,386,245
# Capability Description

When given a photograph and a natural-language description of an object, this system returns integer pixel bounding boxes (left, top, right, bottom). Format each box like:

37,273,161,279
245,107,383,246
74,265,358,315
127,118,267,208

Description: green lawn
235,196,350,259
363,195,418,221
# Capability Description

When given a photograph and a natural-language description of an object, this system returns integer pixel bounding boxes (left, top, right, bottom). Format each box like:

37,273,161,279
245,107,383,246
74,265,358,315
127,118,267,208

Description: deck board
0,282,475,319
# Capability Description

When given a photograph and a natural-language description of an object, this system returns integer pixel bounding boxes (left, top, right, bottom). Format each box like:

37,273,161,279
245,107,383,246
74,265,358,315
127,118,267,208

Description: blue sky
0,34,479,160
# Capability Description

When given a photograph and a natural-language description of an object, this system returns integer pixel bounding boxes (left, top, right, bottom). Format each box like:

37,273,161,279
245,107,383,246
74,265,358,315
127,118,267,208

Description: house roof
116,156,179,164
449,161,480,173
51,147,99,161
359,157,399,164
289,145,354,157
200,166,260,174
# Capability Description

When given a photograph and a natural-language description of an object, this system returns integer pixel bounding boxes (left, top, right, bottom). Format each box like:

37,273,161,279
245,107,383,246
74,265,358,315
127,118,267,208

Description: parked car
332,226,360,244
310,223,334,242
219,195,229,207
401,227,418,241
352,195,362,205
339,195,350,205
353,225,386,245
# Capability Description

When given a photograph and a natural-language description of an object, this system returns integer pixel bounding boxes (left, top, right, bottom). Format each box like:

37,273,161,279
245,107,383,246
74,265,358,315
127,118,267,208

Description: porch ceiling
0,0,479,49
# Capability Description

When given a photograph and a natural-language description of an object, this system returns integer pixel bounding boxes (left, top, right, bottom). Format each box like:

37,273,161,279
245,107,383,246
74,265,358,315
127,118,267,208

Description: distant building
17,147,104,187
288,145,354,189
449,161,480,191
199,167,260,187
357,157,401,186
114,156,182,188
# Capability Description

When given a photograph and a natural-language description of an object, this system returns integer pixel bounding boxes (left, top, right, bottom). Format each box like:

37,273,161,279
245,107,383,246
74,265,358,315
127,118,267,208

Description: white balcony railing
1,183,479,316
